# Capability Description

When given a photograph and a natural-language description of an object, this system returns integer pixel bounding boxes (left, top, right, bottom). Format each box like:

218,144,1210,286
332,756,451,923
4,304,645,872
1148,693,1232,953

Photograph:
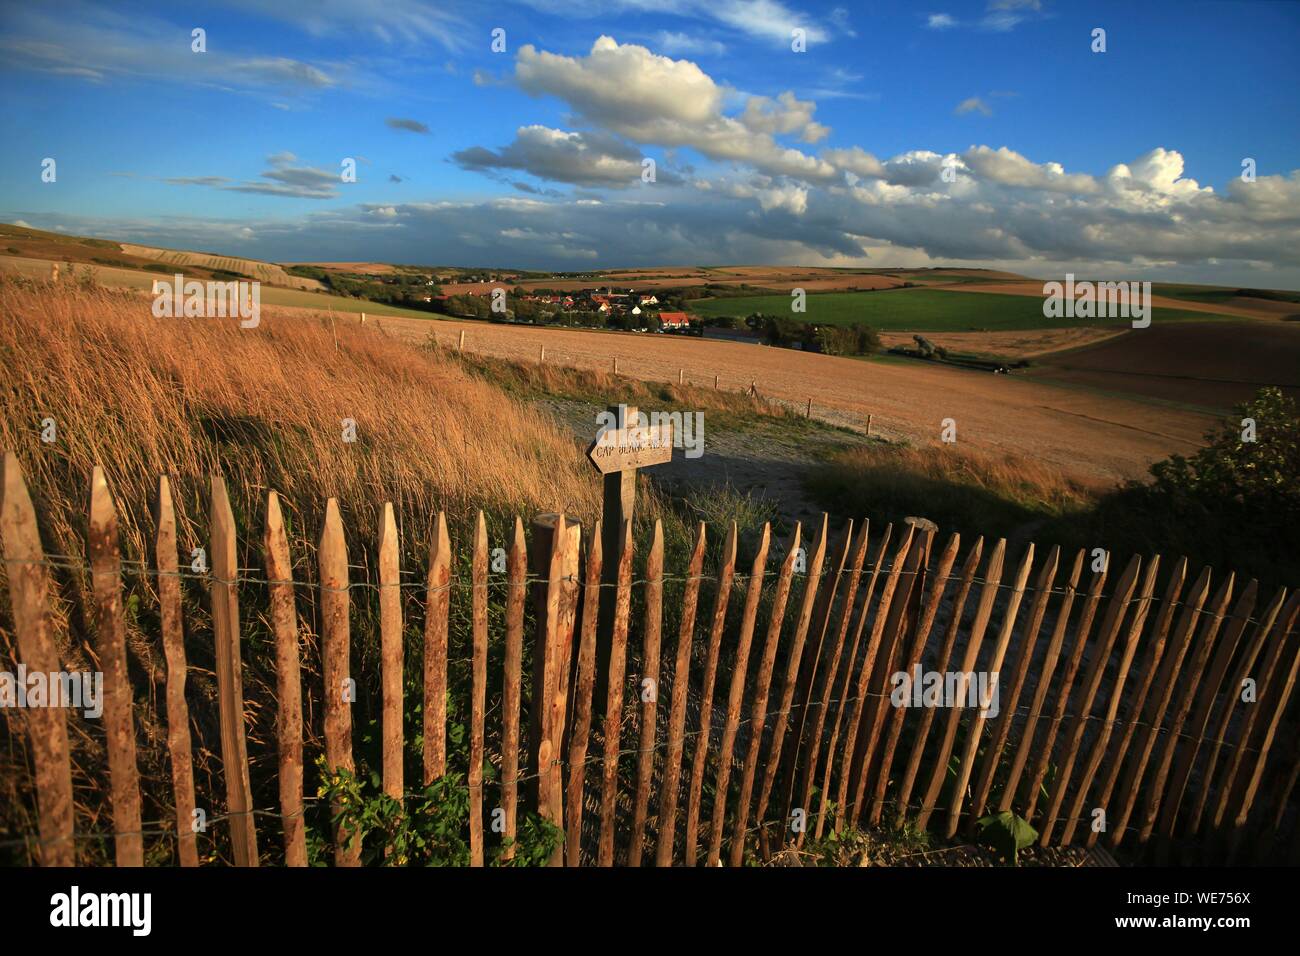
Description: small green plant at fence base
315,757,561,866
976,810,1037,865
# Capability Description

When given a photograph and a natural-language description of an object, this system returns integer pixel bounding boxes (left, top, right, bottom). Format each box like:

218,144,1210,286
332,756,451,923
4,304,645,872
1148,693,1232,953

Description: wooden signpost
587,404,674,708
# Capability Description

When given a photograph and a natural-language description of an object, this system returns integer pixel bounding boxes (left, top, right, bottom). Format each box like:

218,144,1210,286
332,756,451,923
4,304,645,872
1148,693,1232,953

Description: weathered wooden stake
0,453,74,866
502,518,526,861
469,511,489,867
566,521,603,866
656,521,706,866
684,522,737,865
628,521,665,866
319,497,357,866
423,513,451,784
156,475,198,867
378,503,403,804
264,490,306,866
88,468,144,867
598,520,634,865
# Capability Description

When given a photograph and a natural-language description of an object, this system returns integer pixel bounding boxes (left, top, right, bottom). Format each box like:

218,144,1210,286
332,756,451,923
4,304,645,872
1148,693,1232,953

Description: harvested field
1025,320,1300,411
369,312,1217,485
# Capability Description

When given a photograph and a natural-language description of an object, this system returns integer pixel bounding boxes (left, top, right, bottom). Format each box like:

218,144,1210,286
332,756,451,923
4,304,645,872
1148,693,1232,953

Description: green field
688,287,1237,331
1151,283,1300,307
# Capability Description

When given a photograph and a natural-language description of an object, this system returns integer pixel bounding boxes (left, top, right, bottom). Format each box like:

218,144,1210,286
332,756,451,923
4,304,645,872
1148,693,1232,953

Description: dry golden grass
0,275,601,566
0,275,609,863
808,440,1098,545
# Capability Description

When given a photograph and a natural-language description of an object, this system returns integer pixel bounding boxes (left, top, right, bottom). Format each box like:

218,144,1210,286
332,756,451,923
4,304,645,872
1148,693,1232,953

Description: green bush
1062,386,1300,589
818,323,882,356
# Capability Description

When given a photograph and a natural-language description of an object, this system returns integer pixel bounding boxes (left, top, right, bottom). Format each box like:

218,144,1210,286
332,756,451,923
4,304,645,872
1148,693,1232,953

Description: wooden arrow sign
587,422,674,475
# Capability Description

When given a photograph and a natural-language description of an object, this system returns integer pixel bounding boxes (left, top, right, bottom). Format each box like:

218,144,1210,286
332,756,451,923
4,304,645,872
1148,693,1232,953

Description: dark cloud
386,117,429,134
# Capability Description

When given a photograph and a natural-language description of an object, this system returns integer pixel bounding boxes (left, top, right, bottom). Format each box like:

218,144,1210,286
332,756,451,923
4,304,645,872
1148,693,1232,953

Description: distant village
430,284,698,332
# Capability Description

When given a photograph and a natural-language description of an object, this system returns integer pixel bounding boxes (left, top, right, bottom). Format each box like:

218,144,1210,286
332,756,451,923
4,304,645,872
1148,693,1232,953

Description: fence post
628,520,665,866
423,512,451,784
656,521,706,866
502,518,526,861
566,521,603,866
470,512,488,867
264,490,307,866
378,503,403,804
684,522,737,866
598,520,634,866
89,467,145,867
319,497,358,866
0,453,74,866
528,513,581,858
458,329,465,351
595,404,637,711
155,475,198,866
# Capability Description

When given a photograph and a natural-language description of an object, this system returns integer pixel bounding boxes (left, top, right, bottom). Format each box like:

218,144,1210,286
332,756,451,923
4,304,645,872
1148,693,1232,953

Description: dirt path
374,314,1214,486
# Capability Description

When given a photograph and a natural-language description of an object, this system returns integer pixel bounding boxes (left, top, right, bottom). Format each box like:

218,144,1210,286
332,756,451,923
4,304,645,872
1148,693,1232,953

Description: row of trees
753,314,883,356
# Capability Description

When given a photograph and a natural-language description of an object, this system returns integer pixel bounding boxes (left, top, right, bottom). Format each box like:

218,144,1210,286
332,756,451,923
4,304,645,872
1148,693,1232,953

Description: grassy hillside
688,287,1238,331
0,254,446,320
0,274,608,863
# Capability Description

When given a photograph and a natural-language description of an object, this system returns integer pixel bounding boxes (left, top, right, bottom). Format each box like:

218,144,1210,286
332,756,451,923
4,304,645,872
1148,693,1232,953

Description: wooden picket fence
1,449,1298,867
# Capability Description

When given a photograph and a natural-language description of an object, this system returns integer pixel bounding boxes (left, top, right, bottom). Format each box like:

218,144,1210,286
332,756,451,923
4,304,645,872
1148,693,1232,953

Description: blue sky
2,0,1298,283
